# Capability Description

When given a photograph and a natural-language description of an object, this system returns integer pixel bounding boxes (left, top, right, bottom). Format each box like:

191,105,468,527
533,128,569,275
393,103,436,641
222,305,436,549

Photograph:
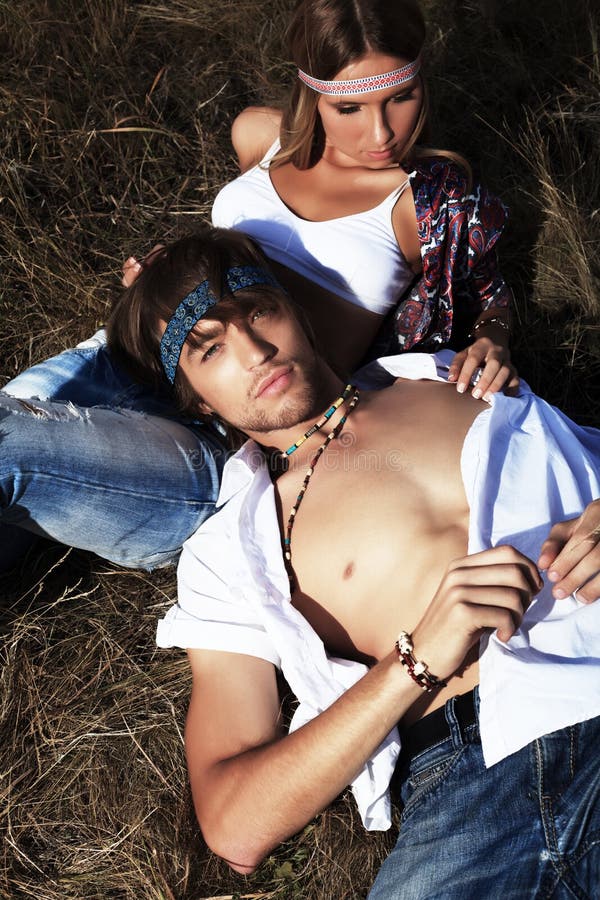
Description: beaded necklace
283,387,360,583
282,383,353,458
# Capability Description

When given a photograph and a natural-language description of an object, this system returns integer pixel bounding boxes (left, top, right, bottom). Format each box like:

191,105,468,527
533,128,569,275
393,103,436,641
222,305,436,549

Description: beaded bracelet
469,316,510,339
395,631,447,693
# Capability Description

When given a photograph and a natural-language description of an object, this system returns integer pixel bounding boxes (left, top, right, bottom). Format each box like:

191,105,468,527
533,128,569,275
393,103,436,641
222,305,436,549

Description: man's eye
202,343,221,361
252,306,271,321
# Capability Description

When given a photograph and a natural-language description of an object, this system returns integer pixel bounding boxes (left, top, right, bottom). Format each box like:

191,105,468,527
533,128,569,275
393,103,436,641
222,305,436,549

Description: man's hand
448,333,519,399
538,500,600,602
412,546,543,676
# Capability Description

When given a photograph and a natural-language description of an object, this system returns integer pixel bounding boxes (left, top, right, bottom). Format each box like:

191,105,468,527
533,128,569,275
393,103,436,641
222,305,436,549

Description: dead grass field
1,0,599,897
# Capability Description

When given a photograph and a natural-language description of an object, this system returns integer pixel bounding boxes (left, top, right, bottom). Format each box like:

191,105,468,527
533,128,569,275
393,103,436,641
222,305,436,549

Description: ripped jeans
0,331,225,570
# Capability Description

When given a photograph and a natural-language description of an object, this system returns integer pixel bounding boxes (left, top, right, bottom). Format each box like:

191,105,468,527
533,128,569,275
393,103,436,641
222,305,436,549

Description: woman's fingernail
553,588,566,599
472,388,482,399
457,383,466,394
548,570,559,582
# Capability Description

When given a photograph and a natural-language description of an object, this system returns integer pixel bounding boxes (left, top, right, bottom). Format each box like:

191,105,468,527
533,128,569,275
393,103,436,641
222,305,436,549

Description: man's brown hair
106,225,311,418
107,227,283,418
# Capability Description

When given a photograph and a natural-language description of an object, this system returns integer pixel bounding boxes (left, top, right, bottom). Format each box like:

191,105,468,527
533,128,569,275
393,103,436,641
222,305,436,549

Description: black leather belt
401,689,478,761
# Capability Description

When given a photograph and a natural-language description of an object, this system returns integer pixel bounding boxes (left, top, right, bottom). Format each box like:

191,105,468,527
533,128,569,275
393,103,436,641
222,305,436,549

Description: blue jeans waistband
400,686,480,762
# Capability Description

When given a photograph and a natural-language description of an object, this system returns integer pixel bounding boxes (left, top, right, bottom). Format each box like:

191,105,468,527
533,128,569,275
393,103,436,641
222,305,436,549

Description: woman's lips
366,147,395,161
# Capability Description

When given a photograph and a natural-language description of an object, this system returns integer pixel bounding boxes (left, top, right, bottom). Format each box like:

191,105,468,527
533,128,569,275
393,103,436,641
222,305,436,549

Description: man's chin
237,385,324,436
239,404,317,436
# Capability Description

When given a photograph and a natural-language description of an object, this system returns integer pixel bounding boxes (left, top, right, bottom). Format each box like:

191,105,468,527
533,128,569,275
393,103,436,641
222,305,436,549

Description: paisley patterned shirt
380,157,511,356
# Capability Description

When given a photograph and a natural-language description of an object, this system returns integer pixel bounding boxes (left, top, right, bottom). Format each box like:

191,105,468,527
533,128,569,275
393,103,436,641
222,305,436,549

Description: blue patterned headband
160,265,281,384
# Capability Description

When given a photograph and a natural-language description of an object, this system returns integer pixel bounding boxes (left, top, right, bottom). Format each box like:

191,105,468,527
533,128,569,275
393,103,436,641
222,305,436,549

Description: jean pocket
400,744,466,823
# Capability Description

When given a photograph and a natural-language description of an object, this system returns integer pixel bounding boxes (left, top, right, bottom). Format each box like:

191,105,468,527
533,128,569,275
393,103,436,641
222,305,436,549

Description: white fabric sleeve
156,541,281,668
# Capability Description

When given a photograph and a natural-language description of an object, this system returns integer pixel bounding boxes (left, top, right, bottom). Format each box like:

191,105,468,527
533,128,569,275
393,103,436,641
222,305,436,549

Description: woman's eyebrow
330,98,363,107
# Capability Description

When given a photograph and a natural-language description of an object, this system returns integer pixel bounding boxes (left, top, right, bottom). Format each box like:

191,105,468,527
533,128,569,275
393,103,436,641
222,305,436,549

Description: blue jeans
1,331,225,569
368,693,600,899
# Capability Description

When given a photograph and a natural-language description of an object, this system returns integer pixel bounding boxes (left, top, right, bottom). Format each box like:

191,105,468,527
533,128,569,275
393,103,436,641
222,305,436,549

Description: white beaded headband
297,57,420,96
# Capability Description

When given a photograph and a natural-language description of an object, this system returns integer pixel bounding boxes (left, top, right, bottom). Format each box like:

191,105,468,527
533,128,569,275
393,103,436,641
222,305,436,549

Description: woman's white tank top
212,140,414,315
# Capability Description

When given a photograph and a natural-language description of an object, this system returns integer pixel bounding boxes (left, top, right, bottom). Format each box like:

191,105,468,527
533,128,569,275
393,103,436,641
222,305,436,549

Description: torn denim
1,332,224,569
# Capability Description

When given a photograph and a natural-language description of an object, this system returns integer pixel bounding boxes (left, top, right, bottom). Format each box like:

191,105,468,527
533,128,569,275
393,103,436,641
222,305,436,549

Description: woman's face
317,52,423,169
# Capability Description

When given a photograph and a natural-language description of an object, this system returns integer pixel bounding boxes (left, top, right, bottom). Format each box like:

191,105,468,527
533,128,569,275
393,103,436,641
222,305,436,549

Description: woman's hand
122,256,143,287
448,332,519,399
121,244,165,287
411,546,542,681
538,500,600,602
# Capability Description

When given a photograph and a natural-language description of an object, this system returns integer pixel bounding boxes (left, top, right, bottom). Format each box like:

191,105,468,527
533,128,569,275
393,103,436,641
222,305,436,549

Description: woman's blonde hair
271,0,429,170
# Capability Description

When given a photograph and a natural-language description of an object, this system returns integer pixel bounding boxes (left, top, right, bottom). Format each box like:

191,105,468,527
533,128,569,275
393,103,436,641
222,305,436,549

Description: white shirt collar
216,440,266,508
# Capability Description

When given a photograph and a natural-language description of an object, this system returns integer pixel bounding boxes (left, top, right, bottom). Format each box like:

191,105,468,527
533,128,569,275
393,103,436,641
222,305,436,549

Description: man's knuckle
495,545,515,562
512,574,529,594
507,546,524,562
509,586,527,609
446,583,465,604
451,600,471,624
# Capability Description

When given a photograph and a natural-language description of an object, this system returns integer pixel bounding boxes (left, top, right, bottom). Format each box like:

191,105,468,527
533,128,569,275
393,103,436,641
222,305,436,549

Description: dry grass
2,547,394,898
1,0,599,897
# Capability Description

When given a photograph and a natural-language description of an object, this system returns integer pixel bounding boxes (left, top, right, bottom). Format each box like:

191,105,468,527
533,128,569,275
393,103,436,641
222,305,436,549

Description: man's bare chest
274,382,483,662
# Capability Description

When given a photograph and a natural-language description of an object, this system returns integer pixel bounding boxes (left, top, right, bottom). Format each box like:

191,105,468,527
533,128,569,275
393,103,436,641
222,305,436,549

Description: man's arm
185,546,541,873
186,646,422,873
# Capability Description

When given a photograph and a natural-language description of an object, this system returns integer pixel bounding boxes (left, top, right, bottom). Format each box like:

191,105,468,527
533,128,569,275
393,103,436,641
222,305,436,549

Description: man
108,228,600,898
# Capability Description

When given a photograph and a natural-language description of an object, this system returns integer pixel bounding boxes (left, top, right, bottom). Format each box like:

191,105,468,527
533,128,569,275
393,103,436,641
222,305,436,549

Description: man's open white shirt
157,352,600,830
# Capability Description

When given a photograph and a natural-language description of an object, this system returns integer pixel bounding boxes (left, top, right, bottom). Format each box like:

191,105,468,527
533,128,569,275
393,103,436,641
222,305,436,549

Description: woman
1,0,516,569
126,0,516,396
210,0,517,397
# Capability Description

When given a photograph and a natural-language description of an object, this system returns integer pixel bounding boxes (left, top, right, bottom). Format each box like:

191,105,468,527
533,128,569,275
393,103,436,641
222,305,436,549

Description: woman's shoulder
231,107,282,173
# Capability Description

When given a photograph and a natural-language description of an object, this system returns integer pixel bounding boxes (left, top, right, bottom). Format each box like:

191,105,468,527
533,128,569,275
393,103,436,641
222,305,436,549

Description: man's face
174,290,325,435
